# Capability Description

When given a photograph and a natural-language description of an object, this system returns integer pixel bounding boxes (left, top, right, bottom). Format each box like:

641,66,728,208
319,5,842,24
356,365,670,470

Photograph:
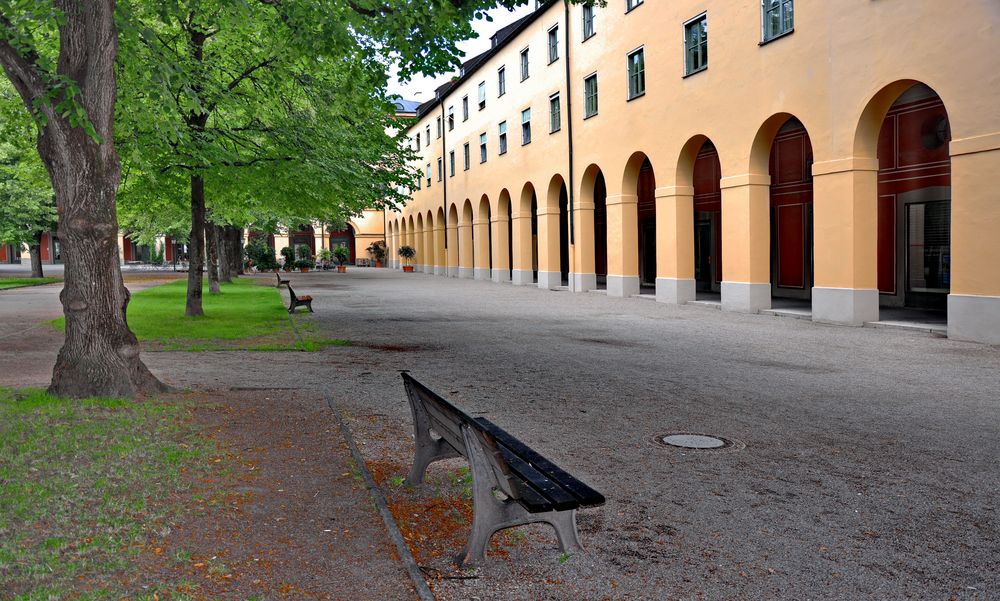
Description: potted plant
398,245,416,272
367,240,387,268
317,247,333,270
333,245,350,272
246,239,279,272
294,244,314,272
280,246,295,272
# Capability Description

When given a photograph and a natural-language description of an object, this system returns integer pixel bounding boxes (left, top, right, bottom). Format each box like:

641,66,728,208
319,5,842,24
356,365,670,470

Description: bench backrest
402,373,475,458
287,284,300,301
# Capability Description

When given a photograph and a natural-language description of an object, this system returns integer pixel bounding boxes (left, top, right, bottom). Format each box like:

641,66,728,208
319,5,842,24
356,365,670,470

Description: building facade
387,0,1000,345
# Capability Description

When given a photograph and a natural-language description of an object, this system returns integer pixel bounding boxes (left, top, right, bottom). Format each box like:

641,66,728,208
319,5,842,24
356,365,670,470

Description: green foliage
333,245,350,266
367,240,387,261
246,238,279,271
397,244,416,263
317,247,333,264
279,246,295,269
0,277,61,290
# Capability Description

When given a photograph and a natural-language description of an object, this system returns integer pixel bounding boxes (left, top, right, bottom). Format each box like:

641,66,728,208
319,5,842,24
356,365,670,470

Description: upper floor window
425,124,431,143
582,5,595,40
521,108,532,145
435,116,442,139
762,0,793,42
437,157,443,181
499,121,508,155
479,133,488,163
626,0,643,12
478,81,486,110
426,163,431,187
498,66,506,97
584,73,598,118
520,48,530,81
462,96,469,121
449,150,456,176
549,93,561,133
463,142,470,170
684,13,708,75
548,26,559,63
447,106,454,131
627,48,645,99
416,132,421,151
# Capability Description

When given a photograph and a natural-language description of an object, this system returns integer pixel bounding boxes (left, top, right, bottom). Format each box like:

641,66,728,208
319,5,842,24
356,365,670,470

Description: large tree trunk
185,174,206,315
227,226,244,275
206,220,221,294
29,230,44,278
216,224,232,283
0,0,165,398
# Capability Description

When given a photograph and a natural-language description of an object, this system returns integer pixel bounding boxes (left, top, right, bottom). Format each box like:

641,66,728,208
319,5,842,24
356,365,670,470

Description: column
720,174,772,313
458,221,474,279
571,200,596,292
447,220,460,277
490,215,511,283
511,209,533,285
473,218,491,280
605,194,639,297
423,225,434,274
433,224,446,276
536,205,561,289
948,135,1000,344
811,158,880,325
654,186,695,304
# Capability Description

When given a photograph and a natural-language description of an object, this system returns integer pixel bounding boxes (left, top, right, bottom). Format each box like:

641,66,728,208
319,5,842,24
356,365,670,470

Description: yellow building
388,0,1000,345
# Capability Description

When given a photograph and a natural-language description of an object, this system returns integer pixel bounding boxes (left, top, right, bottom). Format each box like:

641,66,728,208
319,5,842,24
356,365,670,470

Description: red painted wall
769,120,814,290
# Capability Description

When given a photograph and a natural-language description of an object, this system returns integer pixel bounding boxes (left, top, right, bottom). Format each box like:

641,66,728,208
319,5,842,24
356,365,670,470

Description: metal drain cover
661,434,726,449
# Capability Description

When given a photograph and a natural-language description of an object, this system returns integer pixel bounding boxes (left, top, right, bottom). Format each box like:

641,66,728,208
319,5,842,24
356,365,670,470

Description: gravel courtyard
148,269,998,600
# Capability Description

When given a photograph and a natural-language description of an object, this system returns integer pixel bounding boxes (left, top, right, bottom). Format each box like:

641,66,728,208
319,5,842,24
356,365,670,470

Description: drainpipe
440,99,448,250
563,0,575,248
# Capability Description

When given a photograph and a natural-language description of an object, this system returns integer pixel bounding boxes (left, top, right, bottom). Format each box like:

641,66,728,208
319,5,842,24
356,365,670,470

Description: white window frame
447,106,454,131
521,108,532,145
626,0,643,13
520,47,530,81
449,150,456,176
499,121,508,155
684,12,708,76
498,66,506,97
584,72,598,119
627,46,645,100
463,142,470,170
479,132,488,163
582,5,596,40
761,0,794,42
462,96,469,121
547,25,559,64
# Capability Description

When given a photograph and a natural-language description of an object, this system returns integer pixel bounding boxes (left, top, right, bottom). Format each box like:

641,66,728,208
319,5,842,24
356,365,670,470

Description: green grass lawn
0,388,208,600
0,277,61,290
51,277,346,351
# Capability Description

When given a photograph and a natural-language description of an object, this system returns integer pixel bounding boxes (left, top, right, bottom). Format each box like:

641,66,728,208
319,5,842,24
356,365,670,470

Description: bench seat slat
475,418,605,508
494,444,580,511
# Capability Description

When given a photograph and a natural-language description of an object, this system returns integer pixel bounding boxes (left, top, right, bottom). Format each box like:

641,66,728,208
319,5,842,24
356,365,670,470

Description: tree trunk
227,226,243,275
29,230,44,278
186,174,206,315
0,0,165,397
217,225,232,283
206,219,221,294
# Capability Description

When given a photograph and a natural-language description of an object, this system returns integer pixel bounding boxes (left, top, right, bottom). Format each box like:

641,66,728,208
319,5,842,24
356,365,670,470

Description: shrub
397,245,416,264
246,239,279,271
333,245,350,266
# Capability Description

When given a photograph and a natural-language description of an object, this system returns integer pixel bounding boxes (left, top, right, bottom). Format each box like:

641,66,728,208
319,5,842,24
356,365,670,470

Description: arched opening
497,189,513,282
693,142,722,299
460,199,475,279
435,207,446,275
875,83,951,316
582,164,608,290
448,203,460,276
289,224,316,256
329,224,357,264
475,195,492,280
637,159,656,291
531,191,539,283
559,181,569,285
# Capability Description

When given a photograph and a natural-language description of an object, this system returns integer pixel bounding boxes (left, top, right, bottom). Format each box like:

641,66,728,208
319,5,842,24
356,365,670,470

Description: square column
446,224,459,277
536,205,562,289
571,200,597,292
811,158,880,325
654,186,695,304
490,216,511,283
605,194,639,297
433,226,446,276
473,219,491,280
720,174,772,313
948,138,1000,344
458,223,474,279
423,227,434,274
510,210,534,285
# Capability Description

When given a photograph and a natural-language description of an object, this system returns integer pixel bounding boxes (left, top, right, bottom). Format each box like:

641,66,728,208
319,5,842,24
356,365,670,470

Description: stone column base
948,294,1000,345
570,272,597,293
606,275,639,298
474,268,491,281
537,271,561,290
423,264,433,274
511,269,534,286
721,281,771,313
448,266,459,278
812,287,879,325
656,277,696,304
458,267,474,279
433,265,444,276
492,269,511,283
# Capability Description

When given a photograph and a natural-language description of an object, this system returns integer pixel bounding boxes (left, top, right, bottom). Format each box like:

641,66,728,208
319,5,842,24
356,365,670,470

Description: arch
676,136,723,298
446,203,460,276
458,199,475,278
475,194,492,278
289,223,316,255
328,223,357,264
435,206,447,275
854,79,927,159
512,182,539,284
542,174,570,286
621,153,656,289
494,189,513,282
581,164,608,289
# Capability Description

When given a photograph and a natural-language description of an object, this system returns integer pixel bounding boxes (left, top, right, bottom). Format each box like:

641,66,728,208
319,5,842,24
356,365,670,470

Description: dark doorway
559,183,569,285
693,142,722,297
329,226,356,264
531,195,539,283
594,171,608,289
507,201,513,280
637,159,656,289
769,118,814,301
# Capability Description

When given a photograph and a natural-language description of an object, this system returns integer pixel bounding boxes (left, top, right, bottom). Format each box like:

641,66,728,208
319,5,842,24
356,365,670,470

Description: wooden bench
275,272,289,288
401,373,605,566
286,284,313,313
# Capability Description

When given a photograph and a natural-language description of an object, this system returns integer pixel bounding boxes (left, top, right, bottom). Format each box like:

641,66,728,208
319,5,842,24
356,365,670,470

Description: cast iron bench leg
404,381,461,486
455,424,584,567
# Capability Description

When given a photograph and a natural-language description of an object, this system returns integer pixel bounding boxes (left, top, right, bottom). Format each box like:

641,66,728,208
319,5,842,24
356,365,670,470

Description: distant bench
286,284,313,313
401,373,605,566
276,272,289,288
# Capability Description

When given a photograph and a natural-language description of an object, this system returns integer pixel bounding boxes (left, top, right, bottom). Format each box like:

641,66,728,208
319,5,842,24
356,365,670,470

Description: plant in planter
317,247,333,270
280,246,295,271
294,244,315,272
246,239,279,272
398,245,416,272
367,240,387,268
333,245,351,272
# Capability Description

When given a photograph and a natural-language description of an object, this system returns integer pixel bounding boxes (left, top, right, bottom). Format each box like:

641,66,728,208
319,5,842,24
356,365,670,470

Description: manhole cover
661,434,727,449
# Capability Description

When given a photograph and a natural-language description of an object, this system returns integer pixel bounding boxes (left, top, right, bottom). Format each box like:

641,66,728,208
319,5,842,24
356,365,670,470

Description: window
498,67,506,97
426,163,431,187
498,121,508,155
548,26,559,63
462,96,469,121
463,142,470,170
479,133,487,163
478,81,486,110
627,48,645,99
416,132,421,151
437,157,443,181
626,0,643,11
584,73,598,118
425,124,431,143
549,93,561,133
582,5,595,39
449,150,456,176
520,48,530,81
684,14,708,75
436,117,442,139
447,106,454,131
762,0,793,42
521,109,531,145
